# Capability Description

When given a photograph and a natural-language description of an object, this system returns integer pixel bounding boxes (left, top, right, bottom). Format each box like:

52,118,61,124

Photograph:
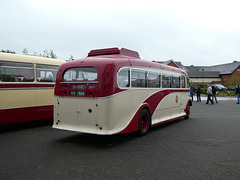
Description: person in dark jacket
197,86,201,102
212,85,218,103
236,85,240,104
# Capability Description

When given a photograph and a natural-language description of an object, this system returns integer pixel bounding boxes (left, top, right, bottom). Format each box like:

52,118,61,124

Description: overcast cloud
1,0,240,66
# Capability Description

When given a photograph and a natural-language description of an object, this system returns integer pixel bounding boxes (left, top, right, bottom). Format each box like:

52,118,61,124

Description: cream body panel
0,89,54,109
53,89,189,134
0,53,65,66
54,96,99,134
152,91,188,125
53,91,132,135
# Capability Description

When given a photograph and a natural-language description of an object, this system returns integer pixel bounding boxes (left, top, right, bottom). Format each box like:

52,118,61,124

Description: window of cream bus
36,64,59,82
0,61,34,82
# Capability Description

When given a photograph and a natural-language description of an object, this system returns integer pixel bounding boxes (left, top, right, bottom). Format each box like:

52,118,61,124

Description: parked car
230,85,237,90
212,84,227,90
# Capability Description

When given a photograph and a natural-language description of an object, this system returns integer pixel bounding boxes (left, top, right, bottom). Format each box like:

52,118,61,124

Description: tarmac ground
1,96,240,179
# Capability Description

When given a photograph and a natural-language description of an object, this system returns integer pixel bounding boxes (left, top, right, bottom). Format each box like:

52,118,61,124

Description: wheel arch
116,103,152,134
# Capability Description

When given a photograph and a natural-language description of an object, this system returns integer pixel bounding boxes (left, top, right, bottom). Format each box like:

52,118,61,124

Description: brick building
154,59,240,87
185,61,240,86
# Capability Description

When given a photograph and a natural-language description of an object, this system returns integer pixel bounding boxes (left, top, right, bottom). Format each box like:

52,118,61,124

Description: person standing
190,86,194,101
236,85,240,104
197,85,201,102
212,85,218,103
206,84,214,104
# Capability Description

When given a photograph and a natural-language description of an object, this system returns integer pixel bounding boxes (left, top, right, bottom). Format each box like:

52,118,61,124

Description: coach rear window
63,67,98,81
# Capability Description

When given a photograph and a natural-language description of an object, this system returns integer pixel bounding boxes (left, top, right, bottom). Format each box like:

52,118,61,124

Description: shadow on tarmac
0,119,52,134
54,117,187,149
55,132,138,149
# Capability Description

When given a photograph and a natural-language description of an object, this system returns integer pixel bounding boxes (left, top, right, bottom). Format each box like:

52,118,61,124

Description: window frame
36,64,59,82
0,61,34,82
63,67,98,82
131,68,148,88
117,67,130,88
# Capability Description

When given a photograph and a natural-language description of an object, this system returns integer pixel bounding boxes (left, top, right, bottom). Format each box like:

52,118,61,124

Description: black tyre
184,104,190,119
138,108,151,136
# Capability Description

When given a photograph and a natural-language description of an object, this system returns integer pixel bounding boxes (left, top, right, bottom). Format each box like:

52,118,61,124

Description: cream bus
0,53,65,125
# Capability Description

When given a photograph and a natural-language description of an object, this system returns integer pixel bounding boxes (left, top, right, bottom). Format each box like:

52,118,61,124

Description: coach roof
62,47,188,76
87,47,140,59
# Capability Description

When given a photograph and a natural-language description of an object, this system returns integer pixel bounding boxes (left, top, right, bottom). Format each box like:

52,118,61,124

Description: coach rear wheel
184,104,190,119
138,109,151,136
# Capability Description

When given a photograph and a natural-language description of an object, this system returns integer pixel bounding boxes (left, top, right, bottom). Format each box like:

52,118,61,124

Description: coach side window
0,61,34,82
181,76,186,88
186,77,190,88
148,72,160,88
131,69,147,88
172,75,180,88
162,73,171,88
117,68,130,88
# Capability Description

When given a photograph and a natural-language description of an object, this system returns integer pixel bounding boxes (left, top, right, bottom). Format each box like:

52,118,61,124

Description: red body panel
0,83,54,89
0,105,53,125
0,83,55,125
117,89,189,134
55,54,187,98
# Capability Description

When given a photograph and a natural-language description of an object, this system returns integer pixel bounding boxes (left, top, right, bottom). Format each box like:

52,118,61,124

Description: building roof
185,61,240,78
204,61,240,75
188,71,220,78
153,59,184,68
154,59,240,78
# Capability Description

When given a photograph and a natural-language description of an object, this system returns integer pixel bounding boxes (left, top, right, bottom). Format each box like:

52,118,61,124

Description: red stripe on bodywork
0,83,54,89
117,89,190,134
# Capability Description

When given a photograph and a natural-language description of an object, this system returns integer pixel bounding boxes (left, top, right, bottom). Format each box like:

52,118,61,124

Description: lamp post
202,69,204,86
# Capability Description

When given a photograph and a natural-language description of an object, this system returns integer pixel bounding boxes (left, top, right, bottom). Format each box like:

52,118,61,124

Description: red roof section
88,47,140,59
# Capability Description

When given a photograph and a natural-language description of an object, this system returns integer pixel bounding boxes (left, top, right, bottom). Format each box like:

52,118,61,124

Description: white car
212,84,227,90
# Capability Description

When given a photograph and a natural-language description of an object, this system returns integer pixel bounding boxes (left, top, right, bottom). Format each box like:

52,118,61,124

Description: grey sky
1,0,240,65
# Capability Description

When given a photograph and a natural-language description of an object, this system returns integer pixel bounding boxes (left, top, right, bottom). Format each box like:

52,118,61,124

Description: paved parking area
1,98,240,180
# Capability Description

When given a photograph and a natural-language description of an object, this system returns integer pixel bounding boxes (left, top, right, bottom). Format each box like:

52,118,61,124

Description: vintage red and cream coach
53,48,192,135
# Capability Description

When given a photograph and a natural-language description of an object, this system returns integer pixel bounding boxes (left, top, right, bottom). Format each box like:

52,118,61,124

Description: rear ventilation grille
87,47,140,59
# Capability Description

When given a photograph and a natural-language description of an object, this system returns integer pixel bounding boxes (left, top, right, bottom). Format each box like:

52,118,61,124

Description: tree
42,49,57,59
69,55,74,61
22,48,28,54
228,76,240,86
1,48,58,59
43,49,50,58
1,49,16,54
49,50,57,59
33,51,38,56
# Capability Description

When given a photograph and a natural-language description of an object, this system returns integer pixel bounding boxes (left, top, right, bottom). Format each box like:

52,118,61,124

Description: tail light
56,82,98,97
